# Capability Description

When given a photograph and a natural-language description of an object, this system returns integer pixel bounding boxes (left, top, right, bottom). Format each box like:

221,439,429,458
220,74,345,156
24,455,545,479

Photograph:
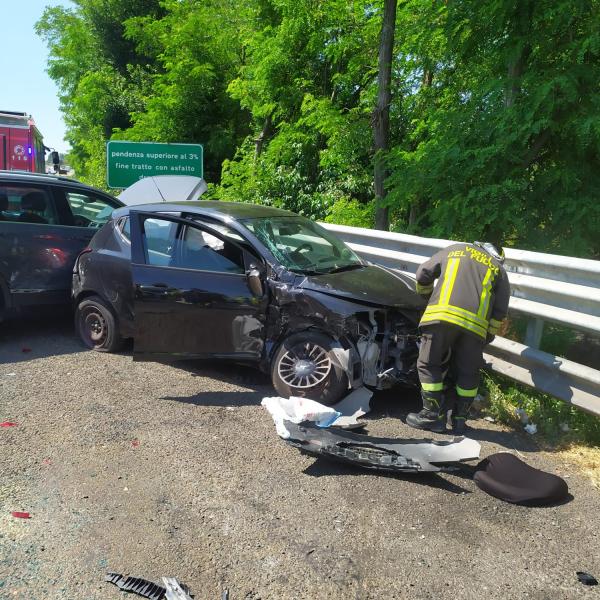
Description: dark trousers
417,323,485,403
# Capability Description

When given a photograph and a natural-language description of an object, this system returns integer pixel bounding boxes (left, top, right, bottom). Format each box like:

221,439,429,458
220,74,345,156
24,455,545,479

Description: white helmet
474,241,505,264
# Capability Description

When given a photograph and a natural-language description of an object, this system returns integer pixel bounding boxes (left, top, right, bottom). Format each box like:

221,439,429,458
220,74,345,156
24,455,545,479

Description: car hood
296,264,426,310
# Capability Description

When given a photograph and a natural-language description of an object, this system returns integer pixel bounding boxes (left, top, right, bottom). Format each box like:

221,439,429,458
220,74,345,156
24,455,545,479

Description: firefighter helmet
474,241,505,264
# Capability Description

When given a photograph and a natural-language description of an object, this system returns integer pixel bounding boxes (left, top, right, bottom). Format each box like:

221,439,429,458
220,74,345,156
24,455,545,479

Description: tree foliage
38,0,600,256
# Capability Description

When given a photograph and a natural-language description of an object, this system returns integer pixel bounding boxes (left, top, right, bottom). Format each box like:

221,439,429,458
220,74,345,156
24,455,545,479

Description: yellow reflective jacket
416,243,511,339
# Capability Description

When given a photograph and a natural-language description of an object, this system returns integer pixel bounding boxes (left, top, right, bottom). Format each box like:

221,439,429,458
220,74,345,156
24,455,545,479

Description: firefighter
406,241,510,434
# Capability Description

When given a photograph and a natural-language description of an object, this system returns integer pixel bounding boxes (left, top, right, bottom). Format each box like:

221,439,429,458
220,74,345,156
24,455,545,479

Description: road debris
163,577,193,600
21,347,32,353
132,439,140,448
474,452,569,506
524,423,538,435
1,421,18,428
330,387,373,428
280,421,480,473
261,396,341,438
576,571,598,586
515,408,529,424
483,416,495,423
106,572,193,599
11,511,31,519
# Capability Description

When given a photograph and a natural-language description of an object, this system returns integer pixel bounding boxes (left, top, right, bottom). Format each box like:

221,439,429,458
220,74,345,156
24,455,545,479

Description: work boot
451,399,473,435
406,394,447,433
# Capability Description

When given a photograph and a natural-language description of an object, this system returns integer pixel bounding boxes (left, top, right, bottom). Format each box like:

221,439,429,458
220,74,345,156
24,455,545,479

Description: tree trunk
254,113,273,160
408,67,433,228
373,0,397,231
504,3,533,108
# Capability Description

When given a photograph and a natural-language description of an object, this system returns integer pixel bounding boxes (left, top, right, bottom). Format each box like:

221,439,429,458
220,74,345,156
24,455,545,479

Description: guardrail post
525,317,545,349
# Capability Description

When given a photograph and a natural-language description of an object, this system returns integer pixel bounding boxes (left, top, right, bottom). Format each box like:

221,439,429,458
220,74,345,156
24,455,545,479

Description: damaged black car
72,201,426,404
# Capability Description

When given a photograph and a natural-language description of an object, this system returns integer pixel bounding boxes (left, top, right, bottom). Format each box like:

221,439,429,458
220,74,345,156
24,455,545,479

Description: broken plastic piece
11,511,31,519
163,577,193,600
577,572,598,586
0,422,18,428
281,421,480,472
524,423,537,435
105,573,192,600
330,387,372,429
261,396,341,438
105,573,166,600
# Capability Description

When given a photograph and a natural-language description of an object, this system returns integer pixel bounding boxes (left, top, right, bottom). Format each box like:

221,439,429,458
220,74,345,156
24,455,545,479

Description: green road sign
106,141,203,188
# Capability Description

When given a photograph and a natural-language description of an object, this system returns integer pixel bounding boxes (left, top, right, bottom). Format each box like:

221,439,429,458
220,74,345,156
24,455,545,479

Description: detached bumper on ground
282,421,480,473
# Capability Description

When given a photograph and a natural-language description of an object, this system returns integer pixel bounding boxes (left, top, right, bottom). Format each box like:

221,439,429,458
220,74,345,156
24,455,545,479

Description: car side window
65,191,118,228
118,216,131,241
142,218,178,266
0,185,58,225
141,217,245,274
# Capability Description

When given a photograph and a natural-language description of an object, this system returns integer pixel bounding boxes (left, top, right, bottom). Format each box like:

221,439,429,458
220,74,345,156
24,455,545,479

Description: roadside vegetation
481,373,600,488
36,1,599,450
37,0,600,258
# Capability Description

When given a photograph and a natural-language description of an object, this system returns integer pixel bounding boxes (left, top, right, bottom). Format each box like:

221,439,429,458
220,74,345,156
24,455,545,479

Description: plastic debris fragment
524,423,537,434
515,408,529,424
261,396,341,438
0,422,18,428
483,416,495,423
330,387,373,428
577,572,598,586
105,573,193,600
163,577,193,600
11,511,31,519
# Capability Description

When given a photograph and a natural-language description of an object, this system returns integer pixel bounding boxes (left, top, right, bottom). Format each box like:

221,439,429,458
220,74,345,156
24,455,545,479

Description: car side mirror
246,268,263,297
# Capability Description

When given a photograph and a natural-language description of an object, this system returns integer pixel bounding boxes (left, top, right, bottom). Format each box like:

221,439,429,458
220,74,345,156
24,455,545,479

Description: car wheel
75,295,123,352
271,331,348,406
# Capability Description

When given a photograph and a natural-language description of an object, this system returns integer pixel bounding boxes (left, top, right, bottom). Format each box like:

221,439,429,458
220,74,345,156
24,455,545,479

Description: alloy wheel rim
84,310,106,345
278,342,332,388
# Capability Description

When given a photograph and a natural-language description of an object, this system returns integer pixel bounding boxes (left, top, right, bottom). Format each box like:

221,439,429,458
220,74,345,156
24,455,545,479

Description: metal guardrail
321,223,600,416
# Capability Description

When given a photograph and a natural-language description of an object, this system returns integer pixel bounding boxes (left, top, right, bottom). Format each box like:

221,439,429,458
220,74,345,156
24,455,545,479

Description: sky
0,0,73,154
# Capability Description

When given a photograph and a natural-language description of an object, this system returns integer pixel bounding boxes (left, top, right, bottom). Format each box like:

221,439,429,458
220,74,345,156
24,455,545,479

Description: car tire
271,331,348,406
75,295,123,352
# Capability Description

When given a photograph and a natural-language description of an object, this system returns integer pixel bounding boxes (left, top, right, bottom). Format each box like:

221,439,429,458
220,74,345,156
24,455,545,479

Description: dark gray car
73,201,426,404
0,171,123,319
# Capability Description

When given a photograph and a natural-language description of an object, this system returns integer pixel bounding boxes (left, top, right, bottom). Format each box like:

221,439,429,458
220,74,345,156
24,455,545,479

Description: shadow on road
161,359,273,407
368,388,539,453
302,459,473,494
0,310,83,363
161,389,269,407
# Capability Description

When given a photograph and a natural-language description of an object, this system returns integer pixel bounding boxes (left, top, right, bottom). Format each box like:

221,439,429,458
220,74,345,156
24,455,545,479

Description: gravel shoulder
1,316,599,599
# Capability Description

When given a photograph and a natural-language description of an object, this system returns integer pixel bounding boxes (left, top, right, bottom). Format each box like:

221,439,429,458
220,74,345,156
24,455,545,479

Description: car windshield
242,216,363,274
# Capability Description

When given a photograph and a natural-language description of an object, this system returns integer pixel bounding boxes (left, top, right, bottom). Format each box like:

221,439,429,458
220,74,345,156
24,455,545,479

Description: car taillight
73,247,92,274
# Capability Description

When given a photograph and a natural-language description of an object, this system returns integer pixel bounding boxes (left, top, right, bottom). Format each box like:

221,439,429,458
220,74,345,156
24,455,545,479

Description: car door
129,211,268,361
0,181,122,310
0,182,71,308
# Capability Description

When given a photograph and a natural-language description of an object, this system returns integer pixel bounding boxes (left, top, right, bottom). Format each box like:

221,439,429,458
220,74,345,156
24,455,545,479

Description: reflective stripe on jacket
416,243,511,339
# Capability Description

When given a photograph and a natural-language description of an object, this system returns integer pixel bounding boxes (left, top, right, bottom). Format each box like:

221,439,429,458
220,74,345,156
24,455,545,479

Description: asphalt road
1,315,599,599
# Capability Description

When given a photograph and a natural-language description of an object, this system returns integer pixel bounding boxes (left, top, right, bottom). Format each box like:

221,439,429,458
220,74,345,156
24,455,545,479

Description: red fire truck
0,110,46,173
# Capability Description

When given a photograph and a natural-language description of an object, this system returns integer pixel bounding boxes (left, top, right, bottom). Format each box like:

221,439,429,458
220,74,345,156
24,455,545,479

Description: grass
479,372,600,488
